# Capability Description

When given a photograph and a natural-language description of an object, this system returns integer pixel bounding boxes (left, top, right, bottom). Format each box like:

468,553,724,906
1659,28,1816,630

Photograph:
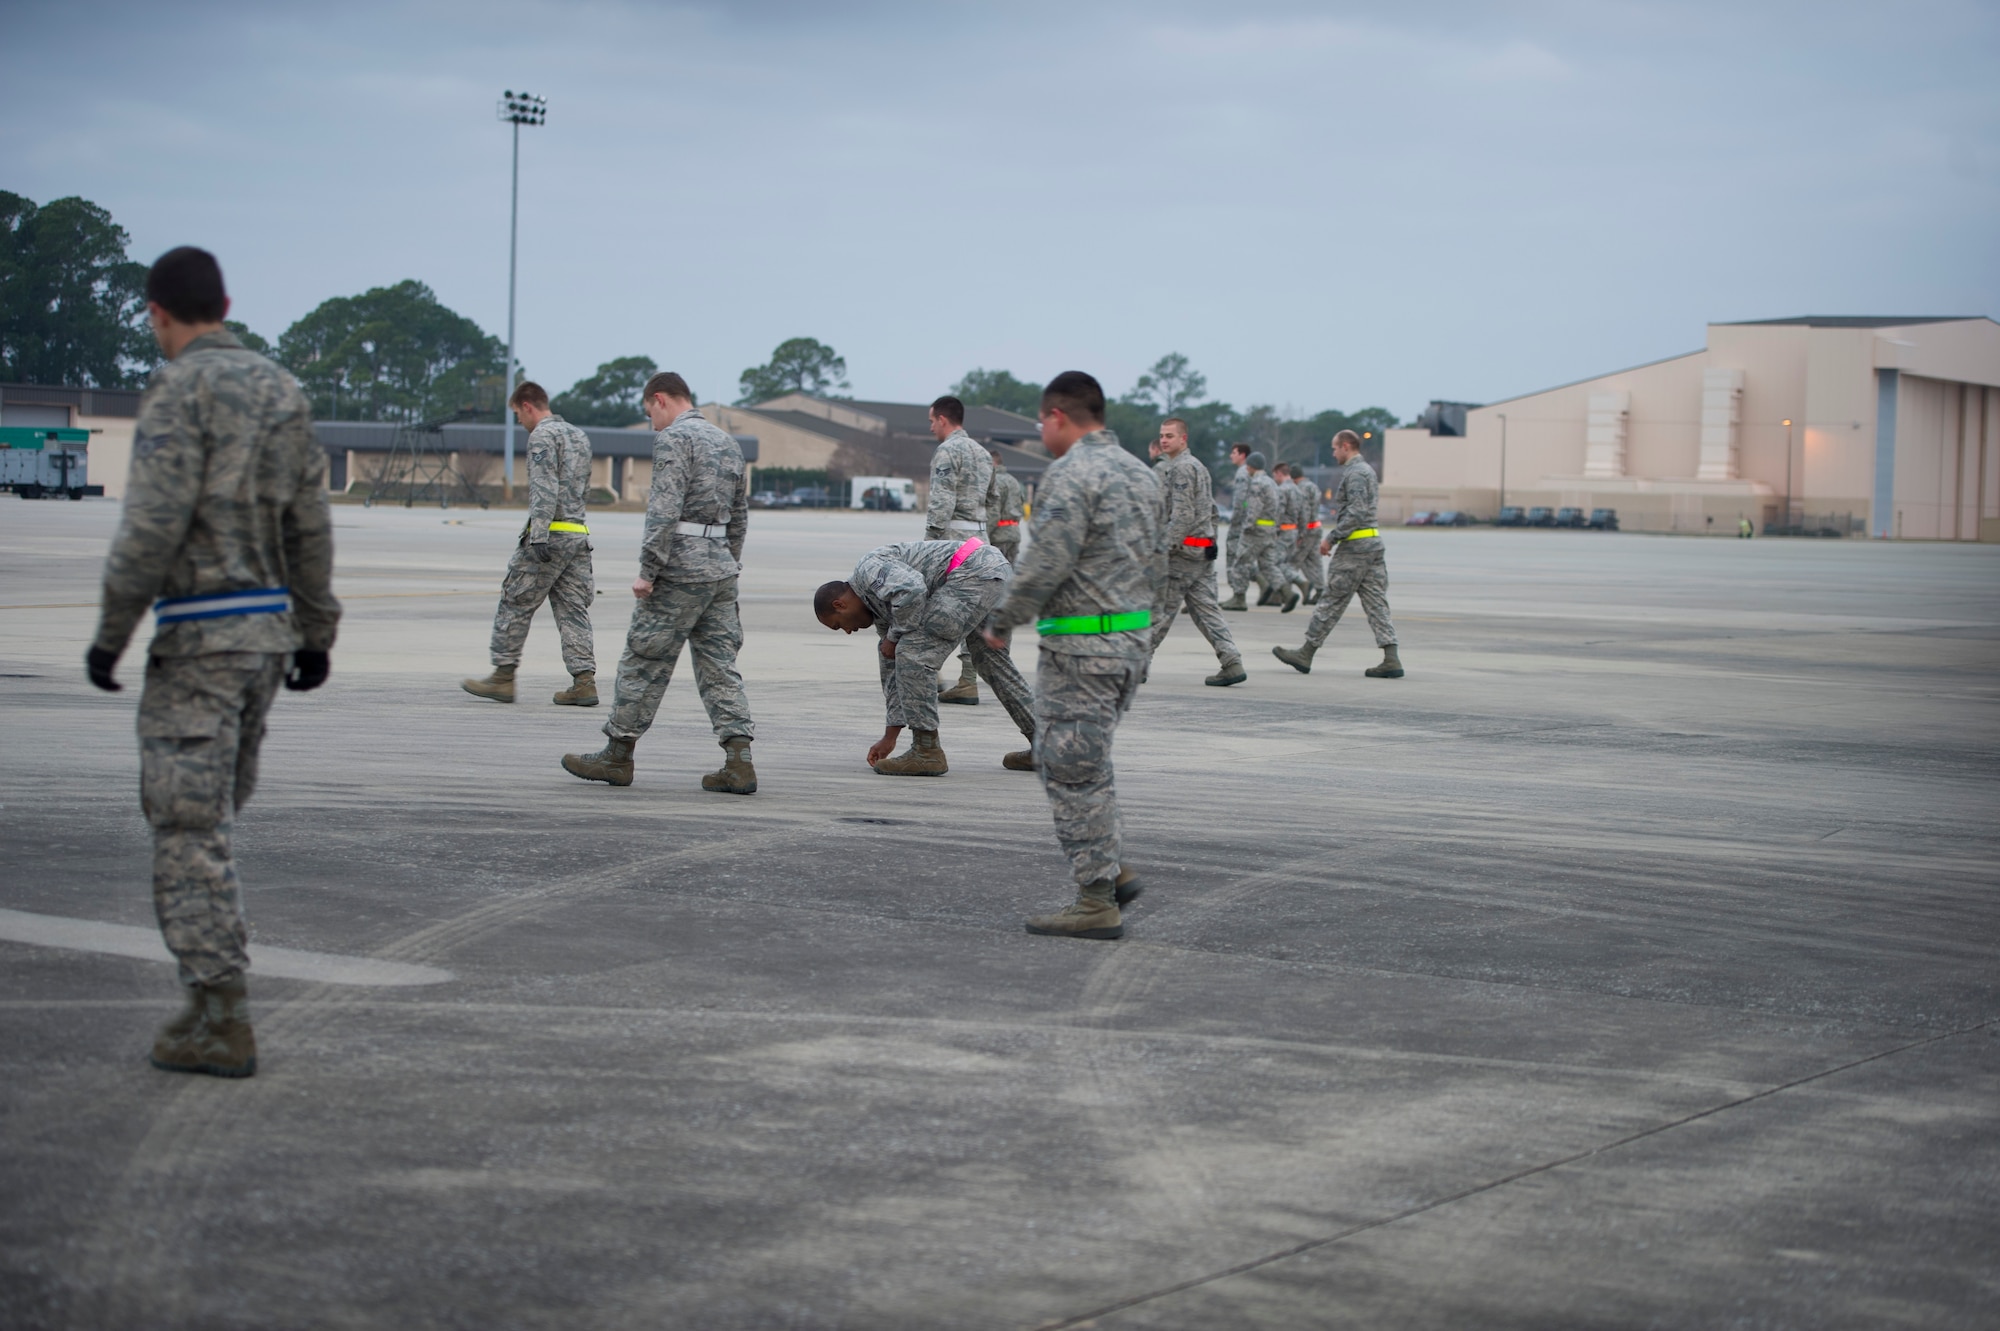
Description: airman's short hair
1161,416,1189,438
1333,429,1362,450
508,380,549,409
930,395,965,426
147,247,227,324
813,581,852,619
1041,371,1105,425
643,371,694,404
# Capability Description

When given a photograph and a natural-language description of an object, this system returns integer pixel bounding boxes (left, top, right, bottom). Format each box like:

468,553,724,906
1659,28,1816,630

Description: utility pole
1782,418,1795,531
1497,412,1508,511
496,90,546,501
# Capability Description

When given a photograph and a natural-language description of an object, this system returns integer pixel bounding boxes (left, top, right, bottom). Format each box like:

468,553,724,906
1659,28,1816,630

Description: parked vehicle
1587,508,1620,531
1405,511,1435,526
749,490,782,509
1494,506,1525,527
1555,506,1586,527
785,486,840,508
1526,506,1556,527
1432,510,1473,527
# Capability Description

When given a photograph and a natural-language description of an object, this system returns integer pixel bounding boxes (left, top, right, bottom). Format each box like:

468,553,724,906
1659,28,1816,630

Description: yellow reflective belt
549,521,589,533
1342,527,1379,540
1254,519,1276,527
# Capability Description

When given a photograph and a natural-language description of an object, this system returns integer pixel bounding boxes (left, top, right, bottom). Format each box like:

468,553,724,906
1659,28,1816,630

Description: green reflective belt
549,521,589,534
1342,527,1379,540
1037,611,1152,636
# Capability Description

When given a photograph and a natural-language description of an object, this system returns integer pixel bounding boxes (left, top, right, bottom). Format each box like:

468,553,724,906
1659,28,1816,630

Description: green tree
553,355,655,426
1126,352,1208,415
224,320,272,355
737,336,848,404
0,191,153,387
951,367,1043,417
276,280,507,423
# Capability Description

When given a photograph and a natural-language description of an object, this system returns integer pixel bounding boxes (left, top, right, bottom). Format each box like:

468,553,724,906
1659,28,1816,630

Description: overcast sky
5,0,1996,417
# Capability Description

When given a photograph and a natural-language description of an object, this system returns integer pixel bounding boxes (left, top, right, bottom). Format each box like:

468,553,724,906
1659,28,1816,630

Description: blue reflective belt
153,587,291,624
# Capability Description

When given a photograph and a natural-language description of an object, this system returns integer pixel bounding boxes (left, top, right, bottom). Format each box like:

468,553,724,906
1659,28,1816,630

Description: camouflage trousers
1152,553,1242,667
491,535,595,675
138,652,286,988
955,537,1020,671
606,576,754,744
1228,531,1287,597
887,568,1034,739
1292,538,1325,595
1034,648,1144,889
1304,540,1397,648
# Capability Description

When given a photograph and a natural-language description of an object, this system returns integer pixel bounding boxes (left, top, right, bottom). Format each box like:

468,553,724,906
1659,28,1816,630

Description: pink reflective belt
947,536,985,572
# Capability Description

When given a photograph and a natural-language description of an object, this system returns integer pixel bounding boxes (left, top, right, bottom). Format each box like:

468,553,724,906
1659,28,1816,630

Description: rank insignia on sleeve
134,431,170,459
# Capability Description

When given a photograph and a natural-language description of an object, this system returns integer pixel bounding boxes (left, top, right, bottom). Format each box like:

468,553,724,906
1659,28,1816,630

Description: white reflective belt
153,587,291,625
946,518,984,532
675,520,728,537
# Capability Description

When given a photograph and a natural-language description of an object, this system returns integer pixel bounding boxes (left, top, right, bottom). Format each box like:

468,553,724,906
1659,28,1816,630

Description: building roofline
1461,347,1708,412
1714,315,1994,329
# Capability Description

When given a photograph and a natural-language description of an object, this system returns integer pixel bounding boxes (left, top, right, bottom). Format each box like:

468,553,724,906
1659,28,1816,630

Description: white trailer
849,475,917,512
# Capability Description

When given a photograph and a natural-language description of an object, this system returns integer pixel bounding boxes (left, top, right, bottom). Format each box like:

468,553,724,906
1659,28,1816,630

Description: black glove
285,649,330,692
534,541,555,563
86,646,123,692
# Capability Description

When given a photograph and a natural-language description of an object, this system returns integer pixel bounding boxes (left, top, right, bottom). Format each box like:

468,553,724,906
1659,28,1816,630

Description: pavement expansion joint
1031,1013,2000,1331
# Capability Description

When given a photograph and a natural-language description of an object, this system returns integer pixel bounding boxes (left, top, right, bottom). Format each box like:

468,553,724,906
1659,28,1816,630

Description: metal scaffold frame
363,410,491,510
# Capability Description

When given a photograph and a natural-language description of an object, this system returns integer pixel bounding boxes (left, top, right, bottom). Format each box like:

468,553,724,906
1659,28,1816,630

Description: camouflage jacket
989,429,1165,660
525,414,591,543
1294,478,1325,535
851,539,1008,643
94,329,340,659
986,464,1025,542
925,428,992,538
1280,477,1312,533
1240,471,1282,533
1329,457,1381,543
640,409,748,584
1229,464,1249,520
1155,449,1217,552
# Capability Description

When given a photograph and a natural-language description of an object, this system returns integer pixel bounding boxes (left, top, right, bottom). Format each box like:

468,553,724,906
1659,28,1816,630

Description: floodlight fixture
497,89,548,496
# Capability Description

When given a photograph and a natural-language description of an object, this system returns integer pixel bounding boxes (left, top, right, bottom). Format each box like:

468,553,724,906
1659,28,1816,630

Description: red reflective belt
994,519,1020,526
1306,522,1321,529
1181,536,1215,547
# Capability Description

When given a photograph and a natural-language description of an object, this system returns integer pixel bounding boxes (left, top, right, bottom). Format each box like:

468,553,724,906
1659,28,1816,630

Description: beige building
1382,316,2000,538
0,383,141,499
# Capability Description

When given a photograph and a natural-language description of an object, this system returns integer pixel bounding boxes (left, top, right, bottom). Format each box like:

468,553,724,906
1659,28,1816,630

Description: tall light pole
1782,418,1795,532
1496,412,1508,511
496,89,546,501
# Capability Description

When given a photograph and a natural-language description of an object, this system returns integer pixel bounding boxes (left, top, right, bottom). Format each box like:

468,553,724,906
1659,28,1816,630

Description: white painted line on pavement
0,908,455,987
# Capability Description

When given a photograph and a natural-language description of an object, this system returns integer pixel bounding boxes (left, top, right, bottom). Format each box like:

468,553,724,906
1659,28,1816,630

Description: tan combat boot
1114,866,1142,907
1220,591,1249,611
563,736,635,785
553,671,598,706
702,737,758,794
1272,643,1316,674
1205,659,1247,687
1365,644,1405,678
874,730,948,776
462,663,517,702
1281,586,1302,612
1002,748,1037,771
151,976,256,1078
937,678,980,705
1025,879,1124,939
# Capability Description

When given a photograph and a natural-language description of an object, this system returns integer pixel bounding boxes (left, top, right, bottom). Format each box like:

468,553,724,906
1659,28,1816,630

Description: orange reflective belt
1279,523,1298,530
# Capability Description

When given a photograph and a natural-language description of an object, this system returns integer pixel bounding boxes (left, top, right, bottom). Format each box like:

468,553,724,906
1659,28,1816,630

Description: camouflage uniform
851,540,1034,740
1227,469,1286,598
92,329,340,989
1275,475,1310,590
988,429,1165,889
985,462,1026,563
1302,456,1397,649
606,409,754,743
1223,461,1249,569
1292,476,1326,597
489,414,595,675
1149,450,1241,669
975,461,1026,658
929,427,994,682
